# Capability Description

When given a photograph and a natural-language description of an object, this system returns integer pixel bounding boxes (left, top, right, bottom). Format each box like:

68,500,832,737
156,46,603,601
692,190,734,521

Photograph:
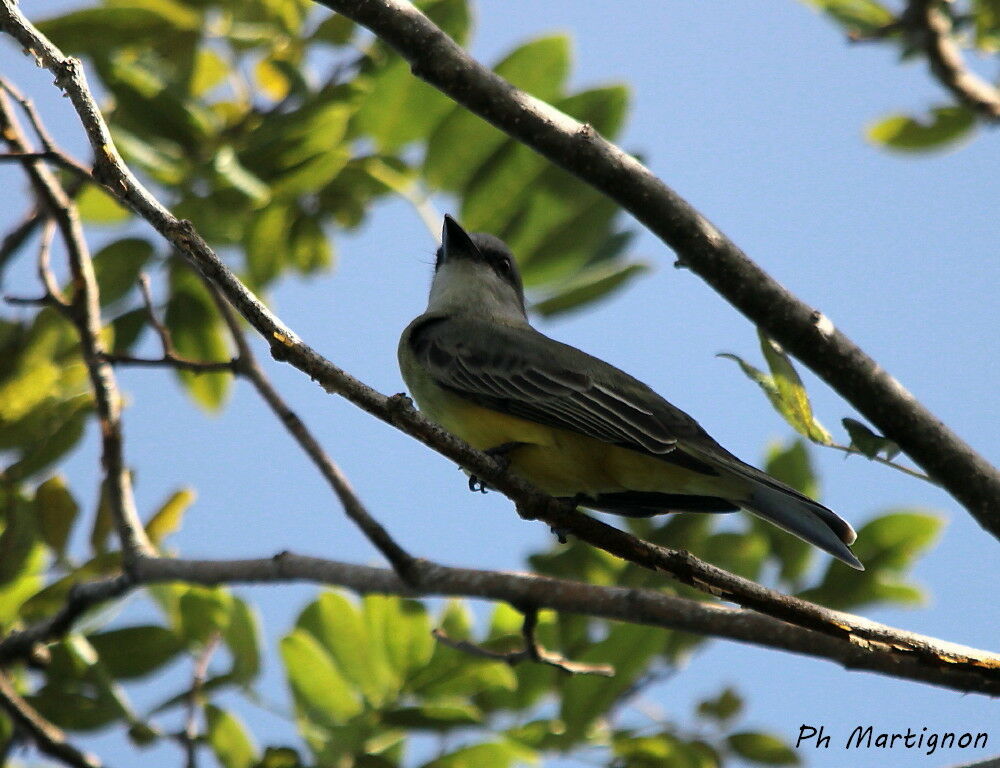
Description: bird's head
427,214,527,322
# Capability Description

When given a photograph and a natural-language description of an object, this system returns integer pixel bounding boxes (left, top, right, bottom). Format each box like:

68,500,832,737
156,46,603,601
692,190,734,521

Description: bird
398,215,863,570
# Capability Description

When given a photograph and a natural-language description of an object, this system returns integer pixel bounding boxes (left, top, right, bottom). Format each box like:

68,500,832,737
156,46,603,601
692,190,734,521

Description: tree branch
905,0,1000,121
0,78,153,563
0,2,994,673
1,554,997,696
300,0,1000,534
0,670,105,768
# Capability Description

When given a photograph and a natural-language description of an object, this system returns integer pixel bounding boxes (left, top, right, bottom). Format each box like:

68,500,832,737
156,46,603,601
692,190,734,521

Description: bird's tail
740,483,863,570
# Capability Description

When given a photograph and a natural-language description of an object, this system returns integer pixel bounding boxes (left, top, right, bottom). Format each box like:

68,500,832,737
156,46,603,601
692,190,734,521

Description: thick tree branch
0,79,153,563
905,0,1000,121
300,0,999,535
0,554,997,696
0,3,995,676
0,670,105,768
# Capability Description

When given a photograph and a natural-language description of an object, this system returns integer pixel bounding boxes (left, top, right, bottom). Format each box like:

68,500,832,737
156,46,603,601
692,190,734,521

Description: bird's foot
467,441,529,494
550,526,569,544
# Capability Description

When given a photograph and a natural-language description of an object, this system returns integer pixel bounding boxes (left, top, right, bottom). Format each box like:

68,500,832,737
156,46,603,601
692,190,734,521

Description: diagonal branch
0,670,105,768
200,275,419,580
0,78,153,564
0,2,993,678
905,0,1000,121
0,554,997,696
297,0,998,536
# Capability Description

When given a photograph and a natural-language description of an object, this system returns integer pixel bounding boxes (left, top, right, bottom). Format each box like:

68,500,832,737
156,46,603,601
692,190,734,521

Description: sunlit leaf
144,488,195,546
76,184,131,224
224,598,261,683
867,106,976,153
757,331,832,444
206,705,257,768
179,585,233,645
280,629,362,726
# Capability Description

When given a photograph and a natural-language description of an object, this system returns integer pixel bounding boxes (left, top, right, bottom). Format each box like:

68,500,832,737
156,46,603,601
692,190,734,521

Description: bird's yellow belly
414,389,728,498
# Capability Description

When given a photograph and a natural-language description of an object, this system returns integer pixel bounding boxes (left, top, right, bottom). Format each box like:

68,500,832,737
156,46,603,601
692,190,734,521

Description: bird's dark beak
440,214,480,264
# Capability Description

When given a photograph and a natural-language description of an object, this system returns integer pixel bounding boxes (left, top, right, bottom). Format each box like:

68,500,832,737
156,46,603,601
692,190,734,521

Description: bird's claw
468,474,488,493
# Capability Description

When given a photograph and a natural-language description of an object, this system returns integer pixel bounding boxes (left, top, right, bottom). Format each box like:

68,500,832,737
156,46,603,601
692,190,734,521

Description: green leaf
424,35,572,190
0,493,39,584
354,57,453,152
974,0,1000,51
206,705,257,768
704,531,768,579
559,624,664,739
191,47,229,96
224,598,261,683
697,687,743,723
419,0,471,44
800,510,943,609
757,331,832,444
33,475,79,557
164,260,232,410
289,215,333,275
799,0,894,35
842,417,900,460
37,1,201,55
312,13,355,45
867,106,976,153
726,731,800,765
145,488,195,546
381,700,483,730
110,308,148,353
178,585,233,645
213,146,271,205
76,184,131,224
533,262,649,317
419,742,532,768
88,625,183,679
240,97,355,196
280,629,362,726
92,239,154,306
296,591,395,706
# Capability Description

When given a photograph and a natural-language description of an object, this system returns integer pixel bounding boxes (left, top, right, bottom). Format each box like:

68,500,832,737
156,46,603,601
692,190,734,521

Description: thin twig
0,671,104,768
432,608,615,676
182,633,221,768
0,150,92,180
36,218,66,306
827,441,935,483
101,353,239,373
137,272,174,355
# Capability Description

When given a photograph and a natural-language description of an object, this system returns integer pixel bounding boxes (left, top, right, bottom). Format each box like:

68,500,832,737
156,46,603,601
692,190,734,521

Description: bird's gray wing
408,316,710,457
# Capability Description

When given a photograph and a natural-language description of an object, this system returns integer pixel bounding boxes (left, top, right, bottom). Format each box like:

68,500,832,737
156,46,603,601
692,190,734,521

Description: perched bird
398,215,862,570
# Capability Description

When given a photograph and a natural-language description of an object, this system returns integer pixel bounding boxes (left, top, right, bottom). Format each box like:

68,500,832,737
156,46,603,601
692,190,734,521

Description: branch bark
300,0,1000,535
0,81,153,564
905,0,1000,121
0,0,995,682
1,553,998,696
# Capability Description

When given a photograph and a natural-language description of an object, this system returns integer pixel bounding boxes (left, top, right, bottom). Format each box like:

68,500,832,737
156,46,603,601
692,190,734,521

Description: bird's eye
498,256,512,274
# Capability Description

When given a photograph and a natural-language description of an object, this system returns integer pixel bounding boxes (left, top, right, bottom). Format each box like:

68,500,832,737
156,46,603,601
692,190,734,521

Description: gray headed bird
398,215,862,569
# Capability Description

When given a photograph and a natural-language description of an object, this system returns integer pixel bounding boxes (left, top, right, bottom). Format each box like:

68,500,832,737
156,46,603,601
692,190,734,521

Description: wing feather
408,317,713,456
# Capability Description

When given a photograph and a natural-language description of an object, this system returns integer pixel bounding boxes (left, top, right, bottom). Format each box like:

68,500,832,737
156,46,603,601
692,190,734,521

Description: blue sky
1,1,998,766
